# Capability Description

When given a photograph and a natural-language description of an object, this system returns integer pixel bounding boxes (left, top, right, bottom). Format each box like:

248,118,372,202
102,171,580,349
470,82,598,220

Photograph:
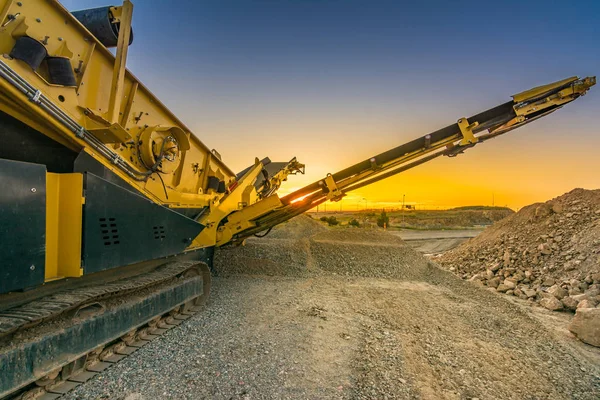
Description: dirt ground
311,206,512,230
65,217,600,400
390,229,482,255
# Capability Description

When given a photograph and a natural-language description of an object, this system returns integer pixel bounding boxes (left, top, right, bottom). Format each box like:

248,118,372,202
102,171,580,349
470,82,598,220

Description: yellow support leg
45,173,84,281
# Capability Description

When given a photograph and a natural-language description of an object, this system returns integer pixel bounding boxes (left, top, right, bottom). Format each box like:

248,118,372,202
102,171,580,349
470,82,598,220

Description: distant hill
449,206,513,212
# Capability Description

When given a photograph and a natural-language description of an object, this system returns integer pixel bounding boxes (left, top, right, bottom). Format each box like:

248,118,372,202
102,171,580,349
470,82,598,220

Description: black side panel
74,151,208,220
0,109,77,173
82,173,205,274
0,159,46,293
170,207,206,220
74,151,134,192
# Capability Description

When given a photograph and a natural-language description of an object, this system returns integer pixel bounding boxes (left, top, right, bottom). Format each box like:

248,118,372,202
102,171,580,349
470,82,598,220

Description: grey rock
547,284,568,300
487,277,500,288
561,296,578,311
496,284,510,293
572,294,589,302
540,297,563,311
577,299,597,309
569,308,600,347
503,279,517,290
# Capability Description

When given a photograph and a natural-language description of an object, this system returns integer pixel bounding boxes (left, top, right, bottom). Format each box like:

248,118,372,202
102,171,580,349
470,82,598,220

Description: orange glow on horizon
272,123,599,211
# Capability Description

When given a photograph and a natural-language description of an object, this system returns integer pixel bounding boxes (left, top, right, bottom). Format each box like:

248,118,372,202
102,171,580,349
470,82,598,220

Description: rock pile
264,214,327,239
214,215,432,280
438,189,600,314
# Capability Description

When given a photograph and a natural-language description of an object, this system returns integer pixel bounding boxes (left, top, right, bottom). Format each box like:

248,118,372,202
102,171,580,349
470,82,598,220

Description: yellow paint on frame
45,173,84,280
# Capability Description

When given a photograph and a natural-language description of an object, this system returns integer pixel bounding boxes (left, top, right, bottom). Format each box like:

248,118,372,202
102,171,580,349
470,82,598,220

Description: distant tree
377,210,389,228
326,216,339,226
348,219,360,228
320,216,328,222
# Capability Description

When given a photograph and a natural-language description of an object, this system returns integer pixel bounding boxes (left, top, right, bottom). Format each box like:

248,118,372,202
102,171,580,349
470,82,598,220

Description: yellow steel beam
512,76,578,103
192,159,265,247
107,1,133,124
216,194,284,246
45,173,84,281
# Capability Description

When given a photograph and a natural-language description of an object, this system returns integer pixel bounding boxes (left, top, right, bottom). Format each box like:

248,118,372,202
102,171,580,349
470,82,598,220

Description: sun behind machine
0,0,595,398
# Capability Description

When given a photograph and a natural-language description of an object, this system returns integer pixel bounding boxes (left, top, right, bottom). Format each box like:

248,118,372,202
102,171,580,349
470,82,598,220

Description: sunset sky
63,0,599,210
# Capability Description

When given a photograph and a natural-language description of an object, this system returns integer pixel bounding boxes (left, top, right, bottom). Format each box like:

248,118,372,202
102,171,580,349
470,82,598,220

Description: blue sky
60,0,599,208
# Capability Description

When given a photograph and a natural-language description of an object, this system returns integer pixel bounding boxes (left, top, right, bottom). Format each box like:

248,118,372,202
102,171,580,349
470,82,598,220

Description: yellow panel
45,173,84,281
45,173,59,281
512,76,577,103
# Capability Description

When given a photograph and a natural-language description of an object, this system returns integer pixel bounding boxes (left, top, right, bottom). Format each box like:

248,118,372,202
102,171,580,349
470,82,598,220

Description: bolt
58,37,63,41
36,18,41,23
31,188,36,193
17,2,22,6
30,265,35,270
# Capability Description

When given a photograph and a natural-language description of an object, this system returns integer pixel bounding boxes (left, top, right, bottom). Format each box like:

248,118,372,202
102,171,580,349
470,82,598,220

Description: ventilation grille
99,217,120,246
153,226,166,240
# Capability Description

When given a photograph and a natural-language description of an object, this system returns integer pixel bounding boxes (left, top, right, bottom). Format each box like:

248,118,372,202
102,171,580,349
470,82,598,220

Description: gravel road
389,229,483,255
64,217,600,400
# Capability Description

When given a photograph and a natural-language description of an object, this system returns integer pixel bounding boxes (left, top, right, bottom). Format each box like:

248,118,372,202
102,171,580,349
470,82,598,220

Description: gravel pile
265,215,327,239
213,216,319,277
311,228,430,279
214,215,432,280
438,188,600,313
214,239,311,277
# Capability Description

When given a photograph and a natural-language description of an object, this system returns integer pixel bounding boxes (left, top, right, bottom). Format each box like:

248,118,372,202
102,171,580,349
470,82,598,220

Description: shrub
318,216,339,226
348,219,360,227
326,216,339,226
376,210,389,228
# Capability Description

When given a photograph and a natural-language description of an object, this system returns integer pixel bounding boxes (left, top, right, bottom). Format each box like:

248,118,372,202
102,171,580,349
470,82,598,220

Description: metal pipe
0,59,150,180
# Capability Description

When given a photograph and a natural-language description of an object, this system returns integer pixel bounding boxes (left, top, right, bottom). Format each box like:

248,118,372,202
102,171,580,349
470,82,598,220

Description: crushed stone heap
438,188,600,312
214,214,432,280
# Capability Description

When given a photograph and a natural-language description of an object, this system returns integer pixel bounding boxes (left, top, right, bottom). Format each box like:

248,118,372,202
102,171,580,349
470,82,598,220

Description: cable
254,227,273,238
156,172,169,200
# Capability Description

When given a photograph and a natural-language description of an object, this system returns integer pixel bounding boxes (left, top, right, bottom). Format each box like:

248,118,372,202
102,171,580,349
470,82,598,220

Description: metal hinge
322,174,344,201
457,117,479,145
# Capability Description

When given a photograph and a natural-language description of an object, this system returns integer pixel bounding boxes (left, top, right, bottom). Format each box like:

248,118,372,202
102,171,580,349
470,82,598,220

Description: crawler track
0,262,211,400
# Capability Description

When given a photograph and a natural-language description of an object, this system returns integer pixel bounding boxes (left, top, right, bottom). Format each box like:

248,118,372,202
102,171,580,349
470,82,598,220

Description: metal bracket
323,174,344,201
30,90,42,104
369,157,378,170
457,118,479,145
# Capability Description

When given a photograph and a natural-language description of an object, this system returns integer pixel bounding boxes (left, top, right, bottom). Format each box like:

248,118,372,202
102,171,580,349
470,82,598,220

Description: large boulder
569,308,600,347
